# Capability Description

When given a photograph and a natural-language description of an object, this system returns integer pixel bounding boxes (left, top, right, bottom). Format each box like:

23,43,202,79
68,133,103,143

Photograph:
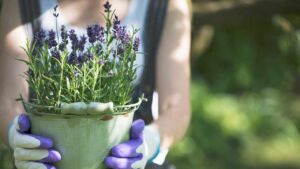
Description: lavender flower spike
104,1,112,12
78,35,87,51
94,25,105,42
86,52,94,60
60,25,68,42
77,53,85,64
133,37,140,52
51,49,60,60
113,16,121,29
117,43,124,55
87,26,96,43
34,29,46,47
68,52,77,65
53,5,59,17
69,29,79,50
59,25,68,51
48,30,57,48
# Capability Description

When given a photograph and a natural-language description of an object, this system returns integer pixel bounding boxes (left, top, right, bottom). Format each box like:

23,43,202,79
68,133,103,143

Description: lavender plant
18,2,141,113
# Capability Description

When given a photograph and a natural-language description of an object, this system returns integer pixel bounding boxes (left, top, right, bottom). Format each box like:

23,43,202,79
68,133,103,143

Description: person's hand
8,114,61,169
105,119,160,169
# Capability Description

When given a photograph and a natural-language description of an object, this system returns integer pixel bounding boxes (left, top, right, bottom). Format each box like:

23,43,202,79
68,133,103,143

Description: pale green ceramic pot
23,100,143,169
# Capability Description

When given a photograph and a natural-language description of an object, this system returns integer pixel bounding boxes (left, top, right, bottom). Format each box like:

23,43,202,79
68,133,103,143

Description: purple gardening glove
8,114,61,169
105,119,161,169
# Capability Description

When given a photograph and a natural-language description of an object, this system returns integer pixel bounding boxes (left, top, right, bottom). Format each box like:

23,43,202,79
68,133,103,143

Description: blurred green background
167,0,300,168
1,0,300,169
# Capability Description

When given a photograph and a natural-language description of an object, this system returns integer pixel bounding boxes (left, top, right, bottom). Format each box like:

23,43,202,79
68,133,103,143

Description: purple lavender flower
113,25,130,47
94,25,105,42
87,26,96,43
104,1,112,12
133,37,140,52
78,35,87,51
117,43,124,55
87,25,105,44
51,49,60,60
113,16,121,29
69,29,78,50
68,52,77,65
112,16,128,44
112,26,120,38
112,16,121,38
99,35,105,43
113,26,121,38
93,25,102,35
53,5,59,17
48,30,57,48
34,29,46,47
60,25,68,41
77,53,85,64
59,43,65,51
59,25,68,51
86,52,94,60
124,33,130,47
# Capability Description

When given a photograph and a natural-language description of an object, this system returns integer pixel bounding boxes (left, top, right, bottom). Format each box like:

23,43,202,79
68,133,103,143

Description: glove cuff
144,125,170,165
143,125,160,162
7,120,14,149
148,146,160,162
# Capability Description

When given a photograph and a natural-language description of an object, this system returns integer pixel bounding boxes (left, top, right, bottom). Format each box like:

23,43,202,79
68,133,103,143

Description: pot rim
22,97,145,118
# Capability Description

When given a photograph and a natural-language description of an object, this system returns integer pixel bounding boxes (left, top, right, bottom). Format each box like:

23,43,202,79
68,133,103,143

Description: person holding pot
0,0,191,168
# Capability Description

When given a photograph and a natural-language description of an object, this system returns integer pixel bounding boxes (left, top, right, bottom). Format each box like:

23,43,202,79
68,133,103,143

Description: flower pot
23,99,143,169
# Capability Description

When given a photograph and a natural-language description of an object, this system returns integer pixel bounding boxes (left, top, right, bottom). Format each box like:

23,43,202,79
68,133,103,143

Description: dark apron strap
18,0,41,32
133,0,169,124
